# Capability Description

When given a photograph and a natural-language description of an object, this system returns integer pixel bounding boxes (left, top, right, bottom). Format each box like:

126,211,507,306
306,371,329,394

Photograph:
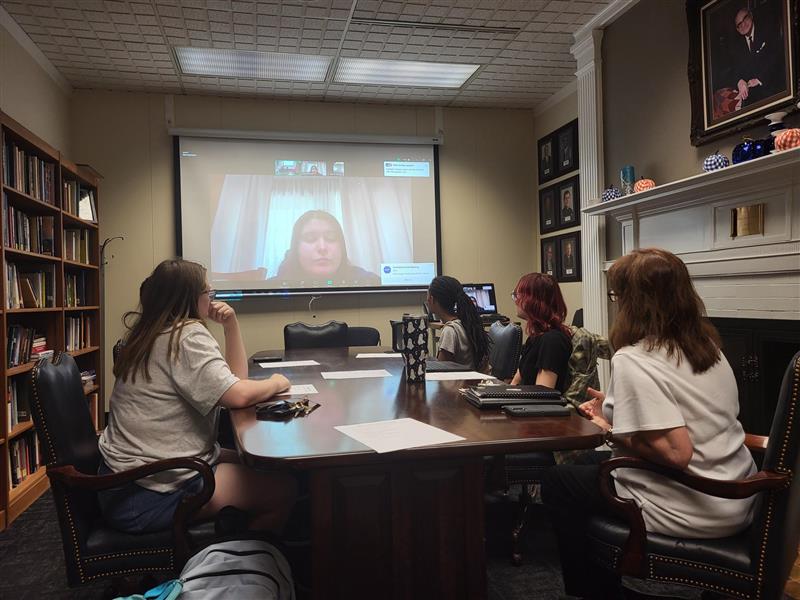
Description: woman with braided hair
427,275,490,371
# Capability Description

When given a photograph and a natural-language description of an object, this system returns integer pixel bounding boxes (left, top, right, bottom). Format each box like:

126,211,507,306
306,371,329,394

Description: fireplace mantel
582,146,800,320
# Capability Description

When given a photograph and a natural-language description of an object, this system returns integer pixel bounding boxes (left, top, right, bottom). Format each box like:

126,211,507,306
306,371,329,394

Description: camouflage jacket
563,326,613,409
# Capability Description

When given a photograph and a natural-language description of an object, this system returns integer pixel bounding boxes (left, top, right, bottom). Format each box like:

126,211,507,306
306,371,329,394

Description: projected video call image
179,138,438,293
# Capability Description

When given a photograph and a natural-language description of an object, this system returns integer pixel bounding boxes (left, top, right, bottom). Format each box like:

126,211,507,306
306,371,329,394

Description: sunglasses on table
256,396,320,421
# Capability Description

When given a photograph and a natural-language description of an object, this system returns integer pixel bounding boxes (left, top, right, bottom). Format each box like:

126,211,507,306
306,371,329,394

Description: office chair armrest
596,455,789,576
744,433,768,454
48,457,216,566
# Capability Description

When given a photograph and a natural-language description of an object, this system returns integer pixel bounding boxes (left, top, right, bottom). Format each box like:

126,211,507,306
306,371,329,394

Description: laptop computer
461,283,507,323
461,384,565,409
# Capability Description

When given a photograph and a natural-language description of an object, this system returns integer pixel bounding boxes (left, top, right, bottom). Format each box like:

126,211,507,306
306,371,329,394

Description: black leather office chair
30,353,215,588
571,308,584,328
283,320,349,350
347,326,381,346
588,350,800,600
487,321,522,381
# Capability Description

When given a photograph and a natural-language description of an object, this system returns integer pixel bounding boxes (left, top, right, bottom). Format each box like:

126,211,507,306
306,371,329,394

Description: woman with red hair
510,273,572,391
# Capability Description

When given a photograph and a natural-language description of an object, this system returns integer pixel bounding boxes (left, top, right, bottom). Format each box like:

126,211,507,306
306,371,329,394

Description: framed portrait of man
539,186,557,233
556,176,580,230
541,237,558,277
688,0,799,146
538,135,555,183
557,233,581,282
555,119,579,175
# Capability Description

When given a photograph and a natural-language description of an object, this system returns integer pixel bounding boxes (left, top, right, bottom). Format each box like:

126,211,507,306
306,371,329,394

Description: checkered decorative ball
601,185,622,202
703,152,730,172
775,128,800,151
633,177,656,193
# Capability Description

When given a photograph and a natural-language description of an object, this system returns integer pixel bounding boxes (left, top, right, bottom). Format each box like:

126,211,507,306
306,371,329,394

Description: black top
518,329,572,392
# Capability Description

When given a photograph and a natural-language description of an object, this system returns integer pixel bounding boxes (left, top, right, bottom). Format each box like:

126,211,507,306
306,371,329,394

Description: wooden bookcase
0,112,102,530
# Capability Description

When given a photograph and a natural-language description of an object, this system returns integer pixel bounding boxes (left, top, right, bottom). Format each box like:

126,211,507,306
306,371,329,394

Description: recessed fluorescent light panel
334,58,479,88
175,47,331,81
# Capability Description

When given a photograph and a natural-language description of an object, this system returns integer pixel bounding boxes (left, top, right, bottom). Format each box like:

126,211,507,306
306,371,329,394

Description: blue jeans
97,461,214,534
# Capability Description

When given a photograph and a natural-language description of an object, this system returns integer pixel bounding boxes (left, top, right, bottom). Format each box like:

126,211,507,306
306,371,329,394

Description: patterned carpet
0,489,706,600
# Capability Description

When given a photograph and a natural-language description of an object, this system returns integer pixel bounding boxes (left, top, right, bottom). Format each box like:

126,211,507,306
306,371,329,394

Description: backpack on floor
114,538,295,600
179,538,294,599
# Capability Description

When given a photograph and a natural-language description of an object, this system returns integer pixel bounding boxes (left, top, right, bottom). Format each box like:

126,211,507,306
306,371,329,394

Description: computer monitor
461,283,497,315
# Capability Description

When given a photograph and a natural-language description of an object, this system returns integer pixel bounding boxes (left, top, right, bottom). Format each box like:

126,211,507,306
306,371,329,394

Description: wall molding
0,5,71,95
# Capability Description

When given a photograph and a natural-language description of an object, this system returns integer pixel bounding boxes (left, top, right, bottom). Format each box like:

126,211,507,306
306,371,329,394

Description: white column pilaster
572,29,609,383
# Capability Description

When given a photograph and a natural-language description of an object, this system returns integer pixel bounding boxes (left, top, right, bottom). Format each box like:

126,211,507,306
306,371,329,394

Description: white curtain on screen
210,174,413,278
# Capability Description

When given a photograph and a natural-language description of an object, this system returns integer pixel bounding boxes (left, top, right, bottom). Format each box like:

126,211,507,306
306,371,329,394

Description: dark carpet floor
0,489,703,600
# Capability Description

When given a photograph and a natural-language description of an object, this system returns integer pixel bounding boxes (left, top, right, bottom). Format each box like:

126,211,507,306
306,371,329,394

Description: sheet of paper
321,369,392,380
335,418,465,453
425,371,492,381
256,360,320,369
355,353,402,358
277,384,319,396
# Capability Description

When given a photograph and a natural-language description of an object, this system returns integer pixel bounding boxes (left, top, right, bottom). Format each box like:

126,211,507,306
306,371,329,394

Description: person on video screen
269,210,380,285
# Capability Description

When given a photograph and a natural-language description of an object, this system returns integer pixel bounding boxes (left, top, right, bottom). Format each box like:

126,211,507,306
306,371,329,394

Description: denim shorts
97,461,215,534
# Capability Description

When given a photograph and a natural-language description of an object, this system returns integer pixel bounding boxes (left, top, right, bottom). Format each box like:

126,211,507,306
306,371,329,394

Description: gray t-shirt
98,321,239,493
438,319,476,368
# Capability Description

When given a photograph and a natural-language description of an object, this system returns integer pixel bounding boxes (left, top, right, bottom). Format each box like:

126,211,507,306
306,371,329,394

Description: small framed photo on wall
538,135,556,184
555,119,579,175
541,237,558,277
539,186,557,233
557,233,581,282
556,176,580,229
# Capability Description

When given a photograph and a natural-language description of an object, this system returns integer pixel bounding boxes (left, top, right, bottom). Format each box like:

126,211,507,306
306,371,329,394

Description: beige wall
603,0,799,187
70,92,537,401
533,90,583,323
0,24,71,155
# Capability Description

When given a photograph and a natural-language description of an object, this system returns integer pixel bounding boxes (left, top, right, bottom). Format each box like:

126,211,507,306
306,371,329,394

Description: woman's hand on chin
208,301,237,327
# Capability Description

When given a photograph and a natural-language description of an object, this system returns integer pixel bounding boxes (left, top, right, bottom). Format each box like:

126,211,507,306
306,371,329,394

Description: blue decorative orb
732,139,755,164
702,152,730,172
752,139,769,159
601,185,623,202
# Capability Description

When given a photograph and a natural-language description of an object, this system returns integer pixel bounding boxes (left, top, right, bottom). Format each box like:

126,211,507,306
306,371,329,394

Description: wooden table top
230,347,603,470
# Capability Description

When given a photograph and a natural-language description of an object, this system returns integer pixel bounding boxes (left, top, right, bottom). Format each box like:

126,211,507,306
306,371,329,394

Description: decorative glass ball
601,185,622,202
732,138,756,164
702,151,730,172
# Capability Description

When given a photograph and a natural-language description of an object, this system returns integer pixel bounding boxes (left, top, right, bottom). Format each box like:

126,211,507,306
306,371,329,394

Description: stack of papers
334,418,465,453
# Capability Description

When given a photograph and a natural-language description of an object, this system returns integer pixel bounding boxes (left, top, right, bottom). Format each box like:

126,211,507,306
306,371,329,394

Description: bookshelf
0,112,102,529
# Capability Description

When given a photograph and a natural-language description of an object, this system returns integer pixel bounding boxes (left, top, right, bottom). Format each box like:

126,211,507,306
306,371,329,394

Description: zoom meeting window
178,137,440,295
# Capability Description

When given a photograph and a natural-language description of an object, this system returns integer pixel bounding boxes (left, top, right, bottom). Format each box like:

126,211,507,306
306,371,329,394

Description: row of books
2,142,57,205
6,325,49,368
9,430,41,488
62,180,97,222
64,228,92,264
6,263,56,309
3,198,55,255
66,314,93,351
65,272,89,307
7,377,31,430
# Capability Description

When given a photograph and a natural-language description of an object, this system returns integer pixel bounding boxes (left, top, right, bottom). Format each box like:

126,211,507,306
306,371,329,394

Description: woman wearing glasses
510,273,572,391
98,259,297,535
542,249,756,599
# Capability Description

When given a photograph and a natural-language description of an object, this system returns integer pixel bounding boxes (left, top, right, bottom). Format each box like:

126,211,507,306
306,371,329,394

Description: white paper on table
320,369,392,380
355,353,402,358
277,384,319,396
257,360,320,369
334,418,465,453
424,371,492,381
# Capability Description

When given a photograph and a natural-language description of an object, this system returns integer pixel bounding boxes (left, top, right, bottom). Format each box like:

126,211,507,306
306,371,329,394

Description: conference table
230,347,603,600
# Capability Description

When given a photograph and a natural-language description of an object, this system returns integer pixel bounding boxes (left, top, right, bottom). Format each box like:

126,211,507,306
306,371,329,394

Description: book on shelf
2,197,55,255
7,377,31,430
6,263,56,309
6,325,44,367
63,228,91,264
78,188,97,222
2,141,56,204
9,431,41,488
65,271,88,307
66,314,93,351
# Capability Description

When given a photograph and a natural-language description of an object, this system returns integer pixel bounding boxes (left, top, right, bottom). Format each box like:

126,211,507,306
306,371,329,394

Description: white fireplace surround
584,146,800,321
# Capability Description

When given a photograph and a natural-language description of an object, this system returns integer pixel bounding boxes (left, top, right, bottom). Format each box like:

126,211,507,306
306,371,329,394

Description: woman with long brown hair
510,272,572,391
542,249,756,599
98,259,296,534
